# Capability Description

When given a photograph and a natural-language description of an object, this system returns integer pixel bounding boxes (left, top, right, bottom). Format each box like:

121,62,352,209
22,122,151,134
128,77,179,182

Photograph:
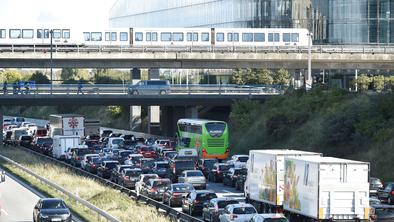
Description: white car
219,203,257,222
178,170,206,189
108,137,124,149
135,174,159,196
228,155,249,168
81,154,100,170
250,214,289,222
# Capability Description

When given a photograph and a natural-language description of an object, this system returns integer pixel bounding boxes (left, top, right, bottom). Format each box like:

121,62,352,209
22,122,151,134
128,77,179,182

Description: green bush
373,75,385,92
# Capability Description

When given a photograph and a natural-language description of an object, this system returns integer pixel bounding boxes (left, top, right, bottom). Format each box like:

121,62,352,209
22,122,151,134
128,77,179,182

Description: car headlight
40,214,49,218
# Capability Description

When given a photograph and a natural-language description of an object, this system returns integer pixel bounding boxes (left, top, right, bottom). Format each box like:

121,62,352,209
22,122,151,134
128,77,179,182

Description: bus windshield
205,122,226,136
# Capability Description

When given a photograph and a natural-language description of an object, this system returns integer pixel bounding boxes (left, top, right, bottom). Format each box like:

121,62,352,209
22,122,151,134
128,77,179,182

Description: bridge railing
0,84,285,95
1,44,394,54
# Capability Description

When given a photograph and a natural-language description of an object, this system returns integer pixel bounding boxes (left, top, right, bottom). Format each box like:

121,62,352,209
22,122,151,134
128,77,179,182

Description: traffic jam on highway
2,114,394,222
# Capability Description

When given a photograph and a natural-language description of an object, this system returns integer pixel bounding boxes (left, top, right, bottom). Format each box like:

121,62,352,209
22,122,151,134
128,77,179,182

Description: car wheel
132,90,138,95
160,90,166,95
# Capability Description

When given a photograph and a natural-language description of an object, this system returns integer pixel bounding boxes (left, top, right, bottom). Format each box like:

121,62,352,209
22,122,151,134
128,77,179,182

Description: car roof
372,204,394,209
228,203,254,208
193,190,215,194
124,168,142,172
255,214,286,219
41,198,63,202
184,170,202,173
211,197,238,202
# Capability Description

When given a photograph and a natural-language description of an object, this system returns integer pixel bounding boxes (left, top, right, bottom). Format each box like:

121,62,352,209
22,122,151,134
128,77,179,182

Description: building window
254,33,265,42
83,32,90,41
201,32,209,41
10,29,21,38
120,32,128,41
105,32,110,41
111,32,117,41
291,33,299,42
135,32,143,41
228,33,239,42
216,32,224,42
161,32,171,41
22,29,34,39
53,29,61,39
0,29,5,38
283,33,291,42
62,29,70,39
172,32,184,41
91,32,102,41
242,33,253,42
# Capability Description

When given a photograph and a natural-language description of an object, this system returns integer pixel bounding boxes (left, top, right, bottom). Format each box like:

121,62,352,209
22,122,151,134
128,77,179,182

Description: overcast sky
0,0,116,28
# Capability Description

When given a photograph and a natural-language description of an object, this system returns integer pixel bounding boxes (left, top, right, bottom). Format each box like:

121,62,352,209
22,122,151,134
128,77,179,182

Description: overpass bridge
0,45,393,69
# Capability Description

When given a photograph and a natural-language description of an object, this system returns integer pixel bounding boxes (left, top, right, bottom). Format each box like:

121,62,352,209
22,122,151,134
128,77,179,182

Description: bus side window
180,138,191,147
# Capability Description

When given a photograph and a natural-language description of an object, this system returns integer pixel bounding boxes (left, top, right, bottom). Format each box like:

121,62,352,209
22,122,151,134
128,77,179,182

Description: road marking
1,208,9,216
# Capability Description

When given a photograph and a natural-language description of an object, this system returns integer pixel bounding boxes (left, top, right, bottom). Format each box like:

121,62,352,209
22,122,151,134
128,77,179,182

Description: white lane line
1,208,9,216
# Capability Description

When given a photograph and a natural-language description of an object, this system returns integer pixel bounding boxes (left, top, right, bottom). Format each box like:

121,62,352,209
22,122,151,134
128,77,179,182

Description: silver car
178,170,206,189
128,80,170,95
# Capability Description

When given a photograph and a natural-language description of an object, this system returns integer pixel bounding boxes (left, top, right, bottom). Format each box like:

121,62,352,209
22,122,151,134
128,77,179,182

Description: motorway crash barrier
5,146,203,222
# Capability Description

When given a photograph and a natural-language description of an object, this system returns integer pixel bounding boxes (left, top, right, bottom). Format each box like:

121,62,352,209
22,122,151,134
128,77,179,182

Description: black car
97,160,119,179
371,204,394,221
117,168,142,189
162,183,195,207
235,173,247,191
202,198,240,222
223,168,247,187
208,163,230,183
197,159,218,177
152,161,170,178
138,158,156,173
182,190,218,216
117,150,134,164
169,159,196,182
19,135,33,148
33,198,71,222
371,177,384,197
33,137,53,153
378,182,394,204
85,157,102,174
110,164,134,183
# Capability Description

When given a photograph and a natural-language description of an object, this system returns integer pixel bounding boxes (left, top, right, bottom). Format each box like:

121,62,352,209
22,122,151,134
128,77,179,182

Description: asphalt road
0,171,41,222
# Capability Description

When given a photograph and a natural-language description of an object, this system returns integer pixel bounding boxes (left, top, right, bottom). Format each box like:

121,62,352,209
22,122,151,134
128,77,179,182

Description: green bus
176,119,230,160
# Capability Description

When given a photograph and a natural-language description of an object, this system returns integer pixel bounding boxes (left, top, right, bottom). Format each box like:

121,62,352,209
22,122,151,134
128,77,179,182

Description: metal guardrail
0,153,120,222
0,84,285,96
8,146,203,222
0,45,394,54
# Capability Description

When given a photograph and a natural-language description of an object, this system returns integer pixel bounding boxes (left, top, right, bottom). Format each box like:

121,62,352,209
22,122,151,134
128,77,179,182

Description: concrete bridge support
147,68,161,135
129,68,142,131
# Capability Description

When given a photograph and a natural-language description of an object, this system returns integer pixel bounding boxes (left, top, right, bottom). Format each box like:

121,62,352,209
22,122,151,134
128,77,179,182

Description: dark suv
70,148,92,167
97,160,119,179
208,163,230,183
182,190,217,216
223,168,247,187
378,182,394,204
197,159,218,177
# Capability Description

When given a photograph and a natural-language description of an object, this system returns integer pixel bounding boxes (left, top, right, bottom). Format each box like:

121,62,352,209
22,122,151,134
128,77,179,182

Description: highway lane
0,170,41,222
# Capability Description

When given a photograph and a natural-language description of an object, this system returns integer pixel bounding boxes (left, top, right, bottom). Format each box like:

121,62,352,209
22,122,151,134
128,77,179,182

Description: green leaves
231,68,290,85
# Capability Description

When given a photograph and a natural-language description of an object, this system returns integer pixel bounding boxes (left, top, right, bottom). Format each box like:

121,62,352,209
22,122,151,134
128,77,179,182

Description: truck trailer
245,149,322,213
84,119,100,137
49,114,84,138
284,156,370,222
52,135,80,159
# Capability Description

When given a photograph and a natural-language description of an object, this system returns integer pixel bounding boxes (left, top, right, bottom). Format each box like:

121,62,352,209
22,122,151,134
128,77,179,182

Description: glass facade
109,0,311,29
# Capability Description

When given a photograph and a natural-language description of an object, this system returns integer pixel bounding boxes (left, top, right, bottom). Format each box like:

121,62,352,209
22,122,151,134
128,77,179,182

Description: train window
120,32,128,41
161,32,171,41
146,32,151,41
268,33,280,42
0,29,5,38
22,29,34,39
9,29,21,39
44,29,49,38
242,33,253,42
91,32,102,41
274,33,280,42
283,33,291,42
84,32,90,41
291,33,299,42
151,32,157,41
135,32,143,41
105,32,110,41
201,32,209,42
62,29,70,39
216,32,224,42
227,33,239,42
111,32,117,41
187,32,198,41
37,29,43,38
173,32,184,41
53,29,61,39
254,33,265,42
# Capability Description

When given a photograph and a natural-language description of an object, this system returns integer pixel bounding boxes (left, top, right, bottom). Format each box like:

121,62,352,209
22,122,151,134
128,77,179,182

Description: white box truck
49,114,85,138
245,149,322,213
283,156,370,221
52,135,80,159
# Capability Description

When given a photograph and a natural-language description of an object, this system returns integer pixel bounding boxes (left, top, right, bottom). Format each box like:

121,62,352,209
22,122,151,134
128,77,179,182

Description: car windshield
175,161,195,168
196,193,217,201
375,208,394,217
142,161,155,167
172,184,194,192
77,149,91,156
217,200,239,208
147,81,168,85
126,170,142,177
37,138,53,144
187,171,203,177
218,165,230,171
141,147,155,152
112,139,123,145
120,152,133,157
156,163,169,169
233,207,256,214
370,178,382,185
105,162,118,169
264,218,289,222
204,160,217,167
92,157,102,164
152,180,171,188
41,200,66,209
238,157,249,162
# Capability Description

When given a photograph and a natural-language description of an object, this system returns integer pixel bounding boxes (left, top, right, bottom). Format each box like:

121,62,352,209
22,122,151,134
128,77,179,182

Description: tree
373,75,385,92
255,69,274,85
386,76,394,92
2,69,22,83
29,71,50,84
273,68,290,85
231,68,274,85
60,68,77,81
354,74,372,92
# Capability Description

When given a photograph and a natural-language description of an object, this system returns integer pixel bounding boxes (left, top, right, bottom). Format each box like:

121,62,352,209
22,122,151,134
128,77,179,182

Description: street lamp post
50,29,53,94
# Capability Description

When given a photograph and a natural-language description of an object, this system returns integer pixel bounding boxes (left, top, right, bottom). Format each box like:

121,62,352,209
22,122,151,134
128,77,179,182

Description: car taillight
193,199,200,204
230,214,238,220
225,147,230,153
150,188,157,193
173,193,182,196
391,191,394,196
76,157,80,160
92,164,96,168
202,148,207,154
123,176,129,180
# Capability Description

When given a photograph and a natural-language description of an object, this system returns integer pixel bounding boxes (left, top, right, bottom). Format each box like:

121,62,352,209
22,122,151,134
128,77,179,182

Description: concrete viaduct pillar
160,106,198,138
129,68,142,131
148,68,161,135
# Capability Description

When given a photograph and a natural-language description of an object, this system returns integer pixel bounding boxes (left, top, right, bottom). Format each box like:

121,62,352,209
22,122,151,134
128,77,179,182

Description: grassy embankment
229,88,394,181
0,146,170,222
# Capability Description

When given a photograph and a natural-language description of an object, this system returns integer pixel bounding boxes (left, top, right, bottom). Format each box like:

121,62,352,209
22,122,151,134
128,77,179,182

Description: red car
139,146,157,158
